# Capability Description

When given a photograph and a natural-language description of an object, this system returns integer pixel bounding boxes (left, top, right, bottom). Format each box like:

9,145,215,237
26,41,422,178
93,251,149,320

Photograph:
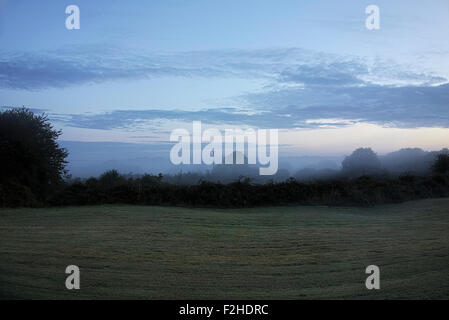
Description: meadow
1,198,448,299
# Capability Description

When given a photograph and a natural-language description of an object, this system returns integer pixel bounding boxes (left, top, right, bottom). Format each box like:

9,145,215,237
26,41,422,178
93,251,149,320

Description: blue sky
1,0,449,159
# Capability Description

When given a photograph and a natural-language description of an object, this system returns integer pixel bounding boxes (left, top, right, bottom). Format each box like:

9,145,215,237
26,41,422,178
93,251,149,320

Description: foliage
47,171,449,208
432,154,449,175
342,148,382,177
0,108,68,207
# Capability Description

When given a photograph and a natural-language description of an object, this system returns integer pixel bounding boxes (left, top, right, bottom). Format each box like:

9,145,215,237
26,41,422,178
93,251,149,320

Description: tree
0,108,68,206
98,169,124,186
432,154,449,175
342,148,382,177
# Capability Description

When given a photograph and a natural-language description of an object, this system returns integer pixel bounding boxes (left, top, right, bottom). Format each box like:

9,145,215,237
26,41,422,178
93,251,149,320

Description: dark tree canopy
99,169,125,186
342,147,382,177
432,154,449,175
0,108,68,206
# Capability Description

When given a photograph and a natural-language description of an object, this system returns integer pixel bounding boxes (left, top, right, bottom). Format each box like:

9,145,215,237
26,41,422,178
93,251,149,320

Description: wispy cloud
242,83,449,128
1,45,446,90
44,81,449,131
2,45,448,129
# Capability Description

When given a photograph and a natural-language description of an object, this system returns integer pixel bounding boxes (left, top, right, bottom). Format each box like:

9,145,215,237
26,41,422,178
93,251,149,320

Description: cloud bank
2,46,448,129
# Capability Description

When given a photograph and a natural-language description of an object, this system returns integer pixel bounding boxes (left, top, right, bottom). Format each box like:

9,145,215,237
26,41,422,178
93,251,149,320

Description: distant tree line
2,108,449,208
47,170,449,208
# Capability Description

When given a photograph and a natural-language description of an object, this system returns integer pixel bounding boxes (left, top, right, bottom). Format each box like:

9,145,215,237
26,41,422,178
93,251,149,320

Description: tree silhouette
0,108,68,206
342,148,381,177
99,169,124,186
432,154,449,175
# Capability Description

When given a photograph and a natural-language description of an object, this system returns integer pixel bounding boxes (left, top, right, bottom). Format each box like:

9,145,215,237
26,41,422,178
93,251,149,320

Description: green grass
1,198,449,299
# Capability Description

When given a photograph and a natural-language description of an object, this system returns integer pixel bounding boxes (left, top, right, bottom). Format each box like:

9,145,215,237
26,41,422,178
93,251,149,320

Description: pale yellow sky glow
280,123,449,156
60,121,449,157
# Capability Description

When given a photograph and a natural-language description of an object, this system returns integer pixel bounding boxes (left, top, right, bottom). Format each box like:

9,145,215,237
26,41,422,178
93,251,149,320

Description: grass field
1,198,449,299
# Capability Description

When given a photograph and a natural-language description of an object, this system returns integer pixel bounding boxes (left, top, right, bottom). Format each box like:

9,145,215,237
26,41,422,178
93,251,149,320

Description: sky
1,0,449,170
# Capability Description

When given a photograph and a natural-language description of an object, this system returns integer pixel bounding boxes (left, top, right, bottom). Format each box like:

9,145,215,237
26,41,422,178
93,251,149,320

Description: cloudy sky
1,0,449,158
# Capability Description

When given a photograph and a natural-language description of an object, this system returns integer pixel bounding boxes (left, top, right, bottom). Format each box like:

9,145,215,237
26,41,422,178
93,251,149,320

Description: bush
44,169,449,208
0,180,40,207
432,154,449,175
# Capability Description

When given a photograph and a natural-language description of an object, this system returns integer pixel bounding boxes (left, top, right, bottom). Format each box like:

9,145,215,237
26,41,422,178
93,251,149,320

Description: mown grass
1,198,448,299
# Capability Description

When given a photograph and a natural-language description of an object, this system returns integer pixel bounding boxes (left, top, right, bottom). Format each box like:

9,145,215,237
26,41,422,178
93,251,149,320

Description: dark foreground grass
1,198,448,299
